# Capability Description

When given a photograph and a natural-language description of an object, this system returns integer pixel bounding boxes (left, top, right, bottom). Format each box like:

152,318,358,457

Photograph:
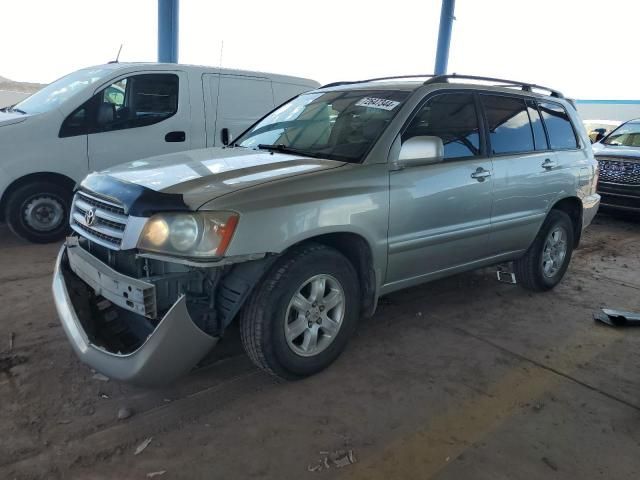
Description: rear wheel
239,243,360,380
5,181,71,243
514,209,575,291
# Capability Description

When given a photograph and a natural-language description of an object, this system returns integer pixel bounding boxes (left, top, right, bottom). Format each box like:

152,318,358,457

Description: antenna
219,40,224,69
109,44,123,64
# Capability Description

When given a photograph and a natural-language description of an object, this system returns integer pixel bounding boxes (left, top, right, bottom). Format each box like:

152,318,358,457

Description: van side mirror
397,136,444,168
221,128,232,146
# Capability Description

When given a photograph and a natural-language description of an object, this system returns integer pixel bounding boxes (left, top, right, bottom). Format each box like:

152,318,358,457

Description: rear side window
403,93,481,159
538,102,579,150
480,95,534,155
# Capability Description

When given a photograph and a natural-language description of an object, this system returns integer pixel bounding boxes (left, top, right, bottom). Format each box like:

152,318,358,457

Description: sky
1,0,637,99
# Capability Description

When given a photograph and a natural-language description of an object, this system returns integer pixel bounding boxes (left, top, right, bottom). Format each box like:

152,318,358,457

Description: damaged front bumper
52,243,218,386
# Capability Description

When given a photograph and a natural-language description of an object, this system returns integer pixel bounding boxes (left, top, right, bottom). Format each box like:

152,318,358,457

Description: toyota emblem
85,207,97,227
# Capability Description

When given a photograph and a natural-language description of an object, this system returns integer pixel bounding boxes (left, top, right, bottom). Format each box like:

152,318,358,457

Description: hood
592,142,640,159
0,110,32,127
102,147,346,208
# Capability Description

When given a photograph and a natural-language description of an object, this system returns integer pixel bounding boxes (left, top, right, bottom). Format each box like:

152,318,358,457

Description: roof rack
423,74,564,98
320,74,436,89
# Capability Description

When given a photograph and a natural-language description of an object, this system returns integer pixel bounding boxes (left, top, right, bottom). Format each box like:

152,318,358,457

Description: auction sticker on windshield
355,97,401,111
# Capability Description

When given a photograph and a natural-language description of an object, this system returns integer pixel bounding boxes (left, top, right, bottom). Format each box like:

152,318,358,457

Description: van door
215,75,274,145
87,71,191,172
483,95,573,255
386,92,494,286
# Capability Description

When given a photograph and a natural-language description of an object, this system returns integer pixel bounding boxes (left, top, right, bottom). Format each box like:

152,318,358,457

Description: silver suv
52,75,601,385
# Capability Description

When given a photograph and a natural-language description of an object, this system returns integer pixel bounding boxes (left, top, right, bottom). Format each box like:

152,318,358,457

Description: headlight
137,211,239,258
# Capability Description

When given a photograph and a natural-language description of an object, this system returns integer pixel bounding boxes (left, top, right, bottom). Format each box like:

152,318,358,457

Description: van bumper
52,245,218,386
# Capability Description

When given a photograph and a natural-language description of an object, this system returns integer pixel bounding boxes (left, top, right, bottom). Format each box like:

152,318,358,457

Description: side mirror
221,128,232,146
397,136,444,168
96,103,114,127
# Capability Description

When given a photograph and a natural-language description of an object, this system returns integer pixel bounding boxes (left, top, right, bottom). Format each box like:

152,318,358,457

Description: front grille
70,191,128,249
597,156,640,185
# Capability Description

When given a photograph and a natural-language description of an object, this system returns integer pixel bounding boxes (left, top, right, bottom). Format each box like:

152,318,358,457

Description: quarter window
481,95,534,155
403,93,481,159
538,102,579,149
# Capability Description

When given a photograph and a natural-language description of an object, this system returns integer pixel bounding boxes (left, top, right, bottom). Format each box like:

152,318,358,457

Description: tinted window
481,95,534,154
403,93,481,159
527,102,548,150
538,102,578,149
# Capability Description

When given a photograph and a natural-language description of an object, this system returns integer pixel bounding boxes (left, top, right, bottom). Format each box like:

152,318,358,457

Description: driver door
386,92,494,286
87,71,191,172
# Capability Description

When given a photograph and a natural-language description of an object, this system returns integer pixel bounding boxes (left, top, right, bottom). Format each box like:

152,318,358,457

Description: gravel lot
0,213,639,479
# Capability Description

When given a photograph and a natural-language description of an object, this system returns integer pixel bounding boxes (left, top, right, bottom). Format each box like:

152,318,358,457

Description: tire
5,181,72,243
239,243,361,380
514,210,575,291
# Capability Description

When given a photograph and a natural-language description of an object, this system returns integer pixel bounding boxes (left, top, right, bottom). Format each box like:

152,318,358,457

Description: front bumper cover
52,244,218,386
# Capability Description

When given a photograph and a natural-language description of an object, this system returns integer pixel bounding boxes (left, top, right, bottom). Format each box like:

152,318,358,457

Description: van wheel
514,210,575,291
239,243,360,380
5,182,71,243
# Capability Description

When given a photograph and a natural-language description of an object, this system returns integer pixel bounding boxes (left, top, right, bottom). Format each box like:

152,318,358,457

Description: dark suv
593,119,640,212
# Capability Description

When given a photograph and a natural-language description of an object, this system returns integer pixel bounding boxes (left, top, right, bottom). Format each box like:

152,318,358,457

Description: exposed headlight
138,211,239,258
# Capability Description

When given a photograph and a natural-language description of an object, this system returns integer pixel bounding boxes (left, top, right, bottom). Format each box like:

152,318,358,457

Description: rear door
483,94,575,255
88,71,191,172
386,92,494,285
215,75,274,144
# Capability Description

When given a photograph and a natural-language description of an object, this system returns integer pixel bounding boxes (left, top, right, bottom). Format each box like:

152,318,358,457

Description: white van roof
83,62,320,88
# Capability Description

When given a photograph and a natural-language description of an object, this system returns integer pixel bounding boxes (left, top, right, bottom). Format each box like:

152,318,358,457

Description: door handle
541,158,557,170
165,131,186,142
471,167,491,181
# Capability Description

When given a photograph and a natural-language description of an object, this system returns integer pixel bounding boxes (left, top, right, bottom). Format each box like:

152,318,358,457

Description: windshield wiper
10,107,27,114
256,144,320,158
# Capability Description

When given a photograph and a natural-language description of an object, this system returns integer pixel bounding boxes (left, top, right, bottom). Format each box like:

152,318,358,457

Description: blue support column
434,0,455,75
158,0,179,63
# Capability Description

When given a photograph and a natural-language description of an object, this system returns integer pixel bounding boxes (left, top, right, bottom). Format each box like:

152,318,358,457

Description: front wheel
514,210,575,291
239,243,360,380
5,181,71,243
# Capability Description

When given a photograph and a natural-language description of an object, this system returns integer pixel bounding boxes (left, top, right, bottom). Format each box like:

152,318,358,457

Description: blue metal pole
158,0,179,63
434,0,455,75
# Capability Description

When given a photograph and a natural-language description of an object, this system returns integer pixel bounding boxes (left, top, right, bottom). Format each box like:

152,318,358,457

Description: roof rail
424,74,564,98
320,74,436,89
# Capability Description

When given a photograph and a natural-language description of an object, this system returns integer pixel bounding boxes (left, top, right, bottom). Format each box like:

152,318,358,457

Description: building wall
575,101,640,122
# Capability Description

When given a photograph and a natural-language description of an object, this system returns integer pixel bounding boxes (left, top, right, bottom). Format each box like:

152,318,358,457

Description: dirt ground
0,212,639,480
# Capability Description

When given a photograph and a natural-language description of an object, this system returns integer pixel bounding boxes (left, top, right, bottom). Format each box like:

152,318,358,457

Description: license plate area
66,239,157,319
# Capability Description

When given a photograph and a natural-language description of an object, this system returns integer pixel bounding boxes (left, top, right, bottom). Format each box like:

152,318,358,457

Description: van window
526,101,549,150
538,102,579,150
403,93,481,159
480,95,534,155
60,73,179,137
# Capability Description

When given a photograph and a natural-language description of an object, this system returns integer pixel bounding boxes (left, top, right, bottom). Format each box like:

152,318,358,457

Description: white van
0,63,319,242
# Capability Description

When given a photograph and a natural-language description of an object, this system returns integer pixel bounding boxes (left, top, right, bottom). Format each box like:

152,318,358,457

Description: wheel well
551,197,582,247
0,173,76,221
299,232,377,318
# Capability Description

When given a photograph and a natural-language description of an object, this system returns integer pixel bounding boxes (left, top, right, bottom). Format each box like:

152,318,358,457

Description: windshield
602,121,640,147
13,67,112,114
236,89,410,162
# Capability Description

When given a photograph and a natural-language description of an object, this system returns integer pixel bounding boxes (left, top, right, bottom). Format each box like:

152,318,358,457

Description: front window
603,122,640,147
236,89,410,162
13,67,112,114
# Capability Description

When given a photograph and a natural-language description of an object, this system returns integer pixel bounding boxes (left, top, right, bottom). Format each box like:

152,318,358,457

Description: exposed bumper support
52,245,218,386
